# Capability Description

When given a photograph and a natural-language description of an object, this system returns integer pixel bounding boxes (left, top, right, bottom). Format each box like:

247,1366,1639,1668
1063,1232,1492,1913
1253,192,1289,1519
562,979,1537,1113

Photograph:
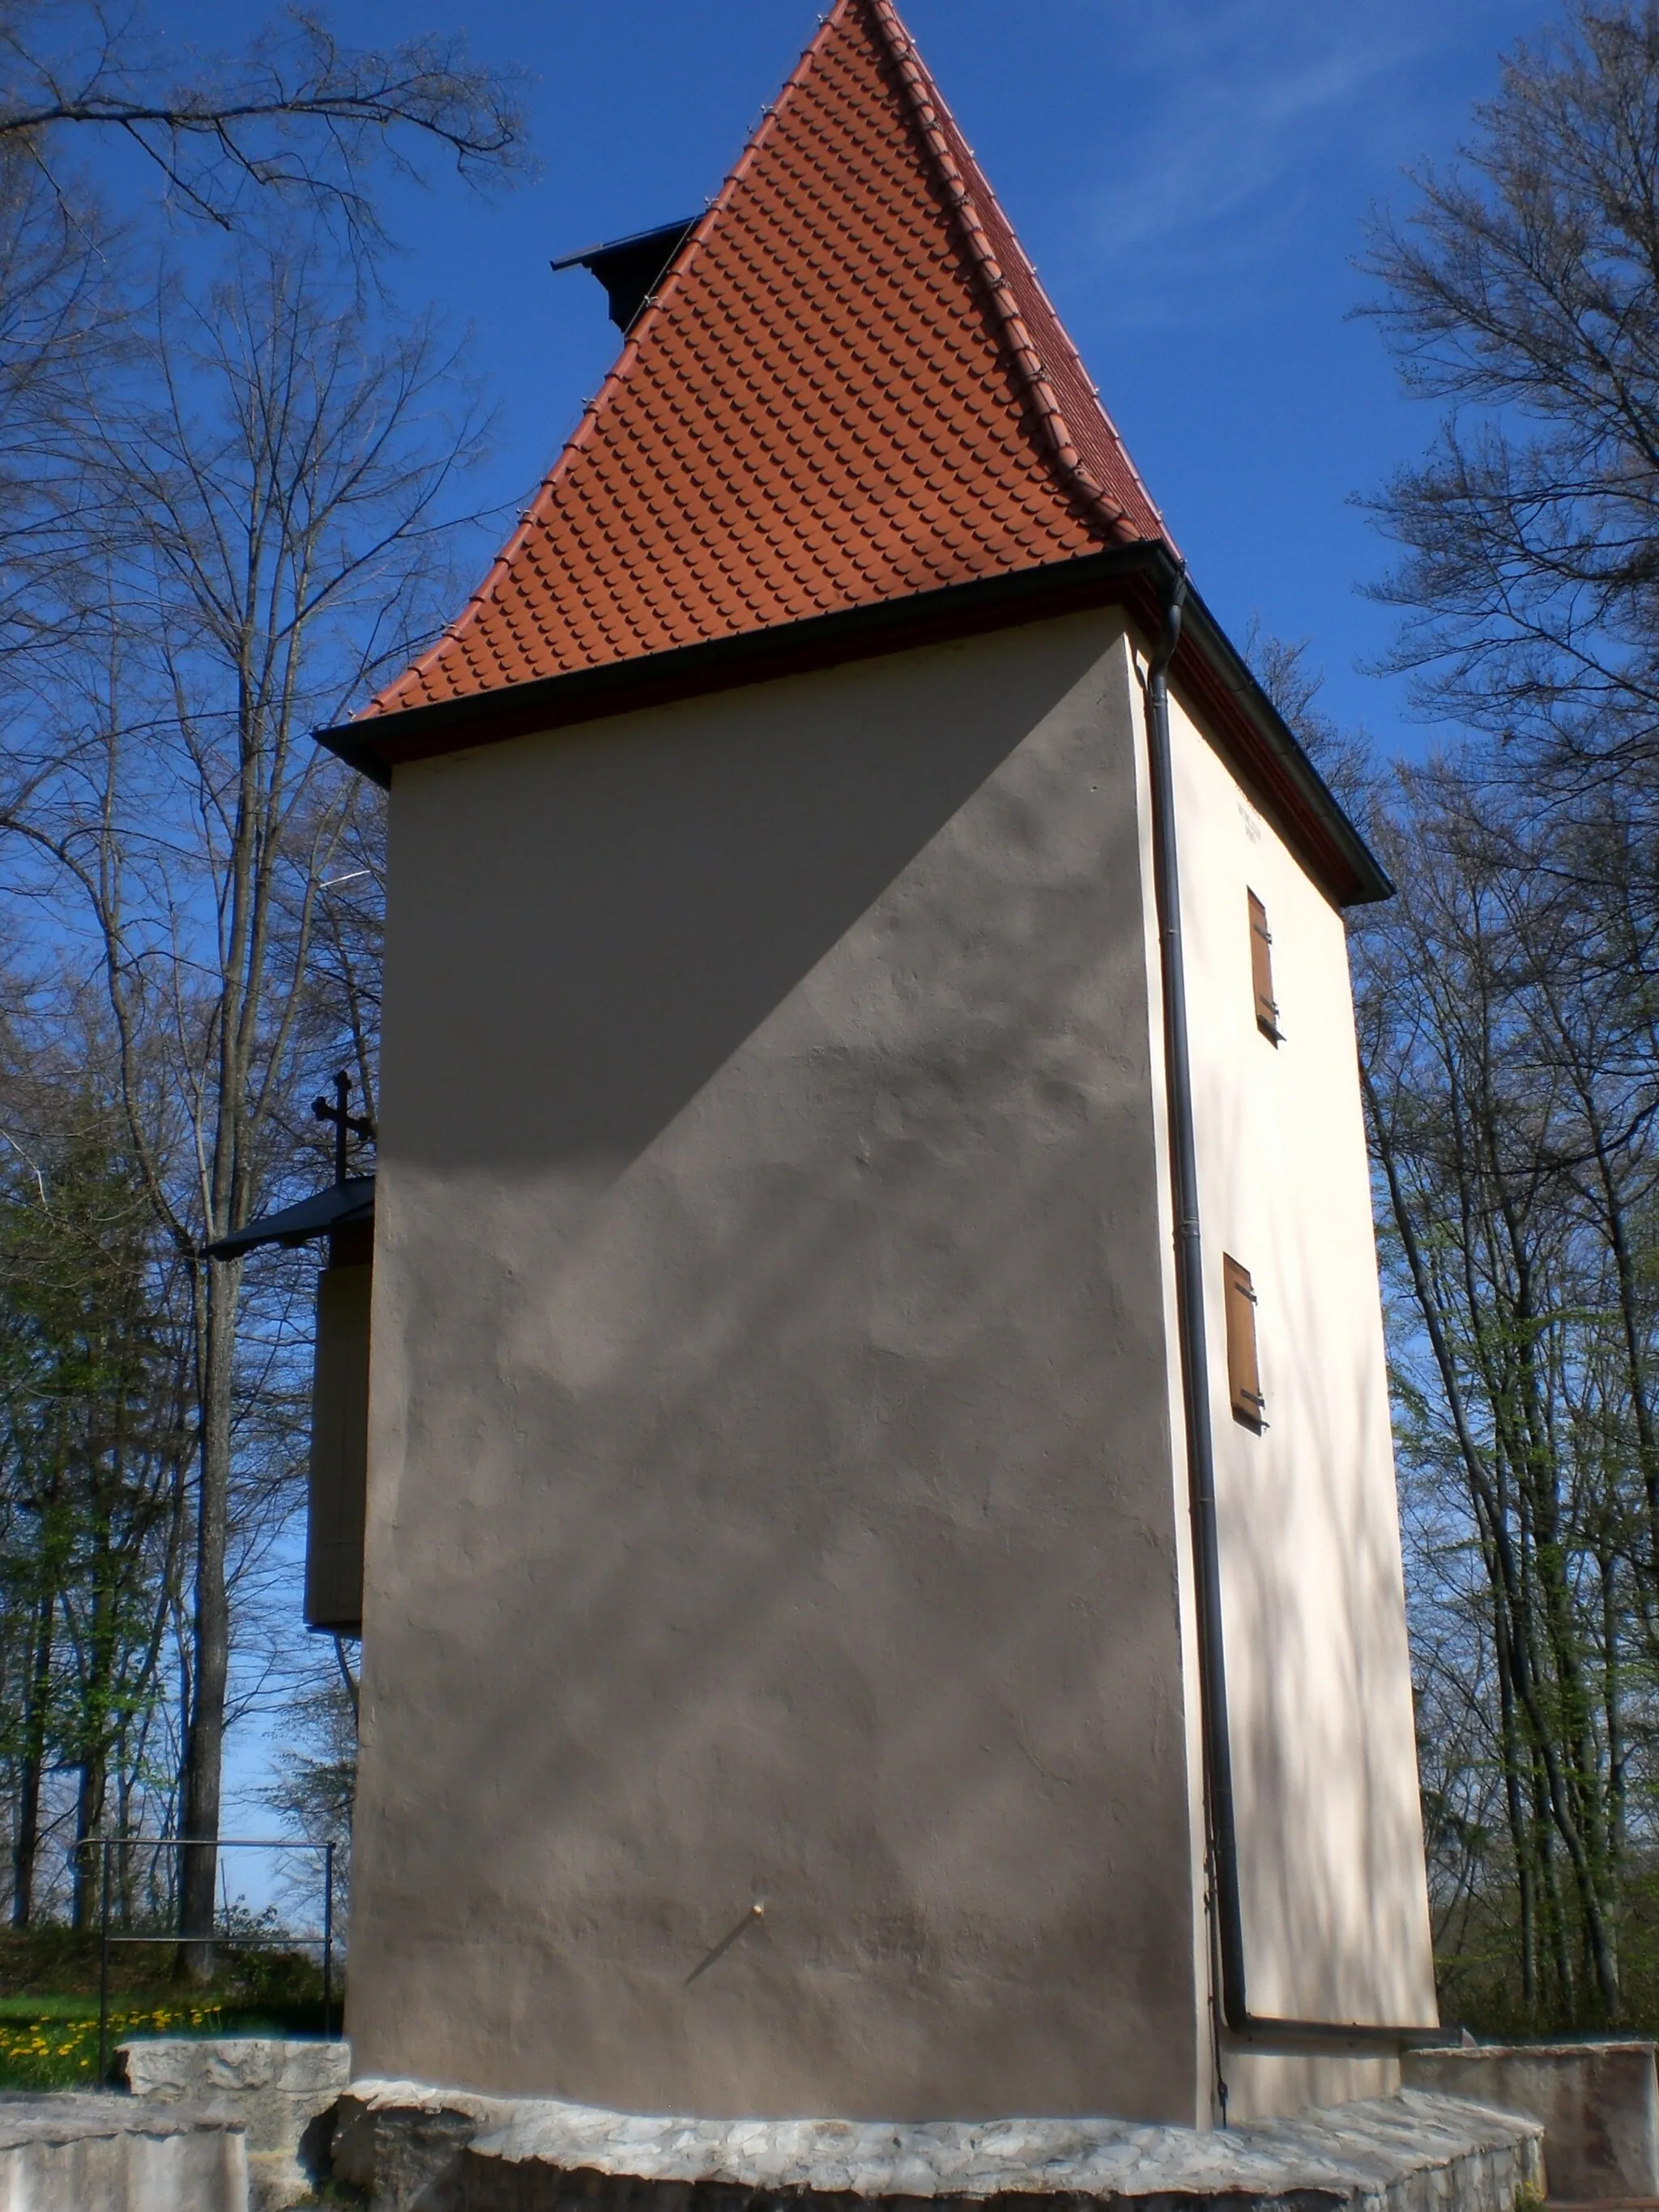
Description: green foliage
0,1077,194,1919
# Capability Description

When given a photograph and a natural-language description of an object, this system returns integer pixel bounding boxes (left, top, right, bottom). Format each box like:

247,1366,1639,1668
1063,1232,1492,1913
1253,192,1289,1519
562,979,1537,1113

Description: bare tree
0,3,527,237
0,0,523,668
0,133,122,671
1246,629,1659,2028
1364,2,1659,816
1355,4,1659,2018
1356,762,1659,2028
2,231,484,1967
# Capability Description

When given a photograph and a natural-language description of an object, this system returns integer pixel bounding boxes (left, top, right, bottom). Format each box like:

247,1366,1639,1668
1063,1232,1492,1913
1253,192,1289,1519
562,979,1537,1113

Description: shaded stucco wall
1158,677,1438,2118
349,612,1210,2124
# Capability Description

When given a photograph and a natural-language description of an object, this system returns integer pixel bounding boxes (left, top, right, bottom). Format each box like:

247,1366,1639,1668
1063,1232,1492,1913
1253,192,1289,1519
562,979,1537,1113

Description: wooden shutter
305,1259,370,1634
1248,891,1281,1042
1223,1255,1265,1430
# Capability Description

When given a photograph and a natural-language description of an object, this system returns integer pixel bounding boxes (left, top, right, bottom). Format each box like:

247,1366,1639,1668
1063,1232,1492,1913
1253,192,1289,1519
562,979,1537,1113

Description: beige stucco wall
1158,678,1439,2116
345,606,1438,2129
349,613,1213,2124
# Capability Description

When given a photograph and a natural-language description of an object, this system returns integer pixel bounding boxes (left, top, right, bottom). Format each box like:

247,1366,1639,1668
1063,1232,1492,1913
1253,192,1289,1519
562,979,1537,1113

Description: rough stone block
117,2035,351,2209
1402,2041,1659,2200
336,2080,1542,2212
0,2086,249,2211
331,2079,522,2211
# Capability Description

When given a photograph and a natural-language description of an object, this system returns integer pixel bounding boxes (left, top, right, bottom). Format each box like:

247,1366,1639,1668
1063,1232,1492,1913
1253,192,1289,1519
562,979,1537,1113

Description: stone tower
318,0,1437,2129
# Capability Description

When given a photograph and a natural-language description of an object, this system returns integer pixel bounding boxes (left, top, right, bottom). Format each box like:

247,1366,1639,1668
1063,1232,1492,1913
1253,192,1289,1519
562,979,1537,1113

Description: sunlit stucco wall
1160,674,1439,2117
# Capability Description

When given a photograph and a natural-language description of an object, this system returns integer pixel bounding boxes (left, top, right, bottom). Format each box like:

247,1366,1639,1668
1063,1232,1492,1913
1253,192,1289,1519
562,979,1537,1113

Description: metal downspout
1141,573,1446,2058
1144,574,1248,2037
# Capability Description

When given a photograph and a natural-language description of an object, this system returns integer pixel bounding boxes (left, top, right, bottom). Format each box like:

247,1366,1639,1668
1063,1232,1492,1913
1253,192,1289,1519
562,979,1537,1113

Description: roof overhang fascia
318,546,1390,907
1162,569,1393,906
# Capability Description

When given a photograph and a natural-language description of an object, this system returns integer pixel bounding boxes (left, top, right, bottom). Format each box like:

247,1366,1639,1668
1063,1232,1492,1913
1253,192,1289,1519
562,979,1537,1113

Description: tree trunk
71,1542,117,1934
1494,1608,1537,2016
71,1749,106,1933
11,1596,54,1928
177,1254,237,1978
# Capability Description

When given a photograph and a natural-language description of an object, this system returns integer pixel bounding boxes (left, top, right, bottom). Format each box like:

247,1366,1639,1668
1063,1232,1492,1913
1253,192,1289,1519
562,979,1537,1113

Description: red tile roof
365,0,1169,721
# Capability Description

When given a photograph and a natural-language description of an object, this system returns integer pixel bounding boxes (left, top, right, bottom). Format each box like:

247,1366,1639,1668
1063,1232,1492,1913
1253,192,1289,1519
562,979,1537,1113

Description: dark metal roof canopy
552,216,700,334
205,1177,375,1260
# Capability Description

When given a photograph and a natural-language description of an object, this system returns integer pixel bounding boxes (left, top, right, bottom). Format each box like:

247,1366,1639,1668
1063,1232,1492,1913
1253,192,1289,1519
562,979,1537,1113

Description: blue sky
134,0,1547,754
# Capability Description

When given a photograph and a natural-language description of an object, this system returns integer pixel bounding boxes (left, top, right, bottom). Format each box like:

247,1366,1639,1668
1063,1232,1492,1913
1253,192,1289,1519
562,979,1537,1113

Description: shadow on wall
363,620,1206,2112
387,622,1121,1177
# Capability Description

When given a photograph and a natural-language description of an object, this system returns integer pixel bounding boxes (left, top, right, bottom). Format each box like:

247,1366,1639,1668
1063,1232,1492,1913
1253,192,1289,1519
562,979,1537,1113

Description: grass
0,1993,114,2021
0,1929,340,2090
0,1997,229,2090
0,1993,340,2091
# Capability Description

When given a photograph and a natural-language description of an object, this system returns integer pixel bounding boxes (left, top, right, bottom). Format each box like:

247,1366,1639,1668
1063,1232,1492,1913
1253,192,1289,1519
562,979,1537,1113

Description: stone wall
0,2089,248,2211
1403,2040,1659,2200
334,2078,1542,2212
117,2035,351,2210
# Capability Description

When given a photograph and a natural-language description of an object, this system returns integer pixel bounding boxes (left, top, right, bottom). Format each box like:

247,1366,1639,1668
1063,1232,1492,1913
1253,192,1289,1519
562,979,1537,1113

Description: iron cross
313,1070,376,1187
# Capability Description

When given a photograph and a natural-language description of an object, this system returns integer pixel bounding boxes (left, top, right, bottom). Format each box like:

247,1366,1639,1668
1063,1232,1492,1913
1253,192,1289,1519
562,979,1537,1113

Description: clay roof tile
365,0,1168,720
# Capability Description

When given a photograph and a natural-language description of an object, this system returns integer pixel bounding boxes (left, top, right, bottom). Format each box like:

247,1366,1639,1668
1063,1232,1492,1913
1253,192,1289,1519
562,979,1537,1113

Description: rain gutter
316,543,1390,912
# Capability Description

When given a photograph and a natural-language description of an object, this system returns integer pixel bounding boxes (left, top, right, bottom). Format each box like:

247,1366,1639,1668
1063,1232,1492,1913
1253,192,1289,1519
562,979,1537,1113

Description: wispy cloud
1053,0,1534,328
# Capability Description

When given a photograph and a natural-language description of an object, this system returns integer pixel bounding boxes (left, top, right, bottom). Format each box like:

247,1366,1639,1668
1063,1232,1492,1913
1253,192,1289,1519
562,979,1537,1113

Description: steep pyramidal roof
365,0,1167,721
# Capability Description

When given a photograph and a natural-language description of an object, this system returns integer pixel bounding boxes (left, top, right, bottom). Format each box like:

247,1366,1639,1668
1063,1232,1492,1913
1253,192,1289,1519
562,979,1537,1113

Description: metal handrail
72,1835,340,2082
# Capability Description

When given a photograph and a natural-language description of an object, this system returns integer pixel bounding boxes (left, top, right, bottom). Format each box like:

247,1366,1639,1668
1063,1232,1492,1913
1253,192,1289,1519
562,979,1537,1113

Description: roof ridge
859,0,1138,548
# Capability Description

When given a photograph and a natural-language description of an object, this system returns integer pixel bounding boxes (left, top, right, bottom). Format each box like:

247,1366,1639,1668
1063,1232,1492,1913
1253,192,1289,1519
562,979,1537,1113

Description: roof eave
319,547,1390,909
1171,582,1392,906
206,1175,376,1259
